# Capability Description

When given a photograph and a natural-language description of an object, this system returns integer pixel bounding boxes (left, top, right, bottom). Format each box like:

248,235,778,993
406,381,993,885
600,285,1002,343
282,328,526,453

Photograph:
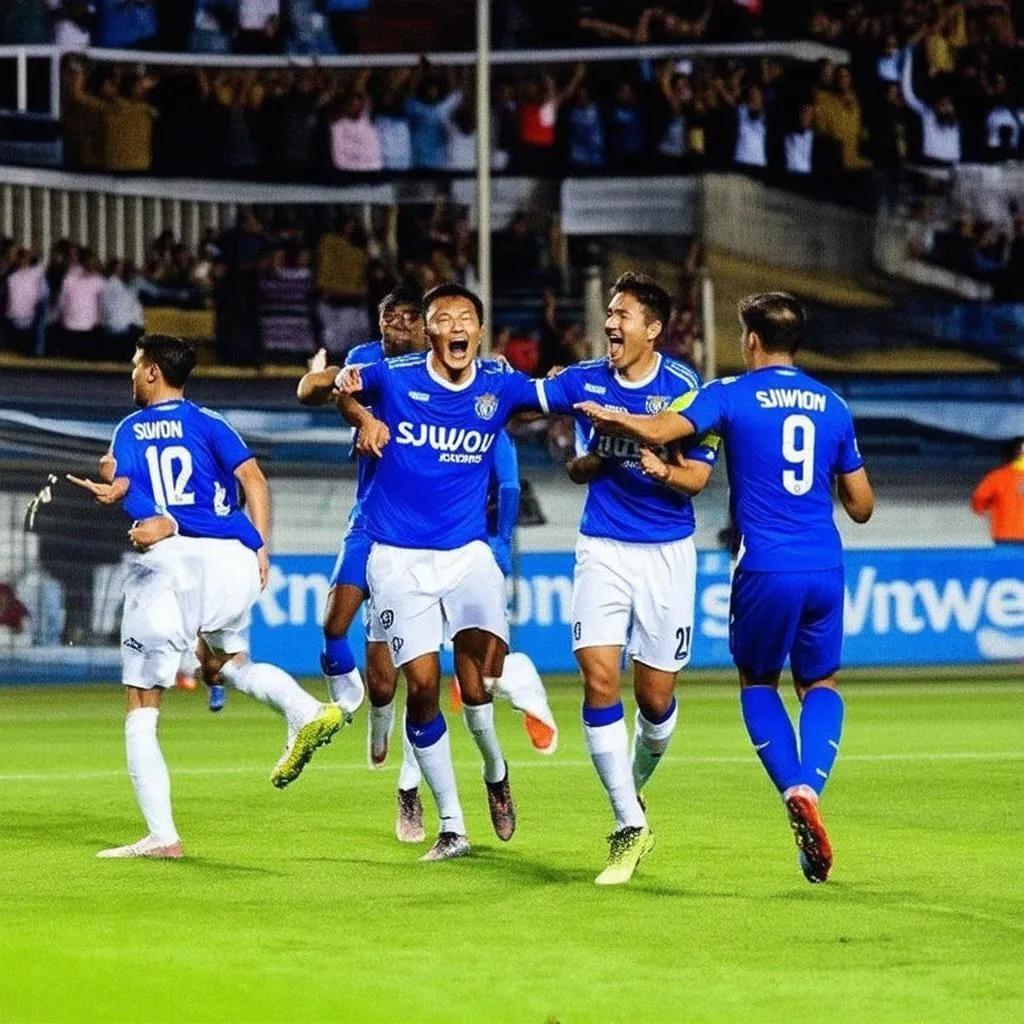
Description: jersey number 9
144,444,196,508
781,414,815,496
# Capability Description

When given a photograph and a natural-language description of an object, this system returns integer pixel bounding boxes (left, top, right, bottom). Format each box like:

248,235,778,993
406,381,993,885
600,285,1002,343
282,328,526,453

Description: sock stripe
582,701,625,728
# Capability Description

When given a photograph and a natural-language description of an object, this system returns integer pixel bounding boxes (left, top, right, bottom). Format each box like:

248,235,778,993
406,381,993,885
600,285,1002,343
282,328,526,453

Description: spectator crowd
48,2,1024,190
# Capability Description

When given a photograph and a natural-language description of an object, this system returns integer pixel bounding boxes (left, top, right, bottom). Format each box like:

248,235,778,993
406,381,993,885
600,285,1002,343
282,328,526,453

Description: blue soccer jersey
110,399,263,551
353,354,542,549
538,355,719,543
344,339,385,526
681,366,864,571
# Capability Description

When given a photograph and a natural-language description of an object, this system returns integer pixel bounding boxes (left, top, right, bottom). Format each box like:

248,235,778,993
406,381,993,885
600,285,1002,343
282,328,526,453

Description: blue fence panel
250,548,1024,675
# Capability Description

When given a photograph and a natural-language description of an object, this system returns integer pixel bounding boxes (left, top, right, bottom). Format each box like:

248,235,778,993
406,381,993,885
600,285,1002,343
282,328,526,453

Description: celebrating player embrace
578,293,874,883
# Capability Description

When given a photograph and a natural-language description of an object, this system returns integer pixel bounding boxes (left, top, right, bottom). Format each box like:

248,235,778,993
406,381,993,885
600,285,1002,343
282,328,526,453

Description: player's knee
795,677,837,700
635,690,674,722
580,665,620,705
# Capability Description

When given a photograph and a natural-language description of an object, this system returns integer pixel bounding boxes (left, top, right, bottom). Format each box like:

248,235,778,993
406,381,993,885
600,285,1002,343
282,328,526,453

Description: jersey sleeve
490,432,521,546
536,366,582,414
200,409,255,475
670,390,722,467
836,408,864,474
677,379,727,436
352,358,385,403
109,418,136,479
502,368,548,413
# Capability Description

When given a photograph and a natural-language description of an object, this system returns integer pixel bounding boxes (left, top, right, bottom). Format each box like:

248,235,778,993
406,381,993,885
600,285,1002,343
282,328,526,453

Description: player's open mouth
449,339,470,357
607,337,624,361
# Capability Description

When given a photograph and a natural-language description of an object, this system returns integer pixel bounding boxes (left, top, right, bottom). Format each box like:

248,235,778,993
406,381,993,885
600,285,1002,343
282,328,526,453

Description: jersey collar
427,351,477,391
614,352,661,389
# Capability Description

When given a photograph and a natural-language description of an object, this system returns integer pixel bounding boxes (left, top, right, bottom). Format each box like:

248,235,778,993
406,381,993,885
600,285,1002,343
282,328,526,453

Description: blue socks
799,687,844,794
740,686,801,793
741,685,844,795
321,636,356,676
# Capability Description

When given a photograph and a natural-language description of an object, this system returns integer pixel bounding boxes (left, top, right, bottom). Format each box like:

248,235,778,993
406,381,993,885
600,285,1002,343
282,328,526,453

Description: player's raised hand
308,347,328,374
333,365,363,394
355,417,390,458
65,474,129,505
639,447,670,483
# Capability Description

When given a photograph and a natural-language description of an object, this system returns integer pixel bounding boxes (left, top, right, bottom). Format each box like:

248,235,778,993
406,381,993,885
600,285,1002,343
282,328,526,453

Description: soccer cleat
96,835,183,860
495,653,558,755
784,784,833,883
270,703,343,789
420,831,470,862
174,671,197,691
396,787,426,843
485,764,516,842
207,684,226,712
524,713,558,755
594,825,655,886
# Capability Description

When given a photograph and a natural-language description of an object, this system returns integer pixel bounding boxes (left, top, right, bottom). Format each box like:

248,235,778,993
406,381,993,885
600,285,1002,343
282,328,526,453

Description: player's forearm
297,367,342,406
620,410,692,446
336,393,376,430
659,461,712,496
239,468,272,547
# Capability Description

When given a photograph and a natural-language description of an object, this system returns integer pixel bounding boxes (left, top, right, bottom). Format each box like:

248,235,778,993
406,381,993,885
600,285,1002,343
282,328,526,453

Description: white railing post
701,272,717,381
16,48,27,112
476,0,492,352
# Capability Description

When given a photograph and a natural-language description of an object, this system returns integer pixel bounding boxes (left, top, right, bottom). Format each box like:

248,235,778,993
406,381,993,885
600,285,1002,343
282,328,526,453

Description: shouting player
335,283,551,861
537,273,720,884
69,335,341,859
578,292,874,883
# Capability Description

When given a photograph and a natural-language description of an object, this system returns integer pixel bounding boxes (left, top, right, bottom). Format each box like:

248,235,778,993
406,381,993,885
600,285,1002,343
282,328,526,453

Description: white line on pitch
1,750,1023,784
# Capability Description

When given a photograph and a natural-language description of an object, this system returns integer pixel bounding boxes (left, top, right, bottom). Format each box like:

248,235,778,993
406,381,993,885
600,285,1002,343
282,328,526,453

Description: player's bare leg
198,639,342,789
97,686,183,859
322,583,367,716
405,652,468,860
457,628,515,841
577,646,653,885
631,662,680,803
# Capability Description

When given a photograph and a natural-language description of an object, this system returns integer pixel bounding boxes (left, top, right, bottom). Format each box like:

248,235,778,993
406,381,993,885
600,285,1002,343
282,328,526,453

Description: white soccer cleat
494,652,558,755
96,835,183,859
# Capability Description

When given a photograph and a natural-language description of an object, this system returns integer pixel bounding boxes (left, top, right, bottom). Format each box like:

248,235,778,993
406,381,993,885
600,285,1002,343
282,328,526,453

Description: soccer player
578,292,875,883
335,283,552,861
68,335,342,859
535,273,720,885
298,287,430,836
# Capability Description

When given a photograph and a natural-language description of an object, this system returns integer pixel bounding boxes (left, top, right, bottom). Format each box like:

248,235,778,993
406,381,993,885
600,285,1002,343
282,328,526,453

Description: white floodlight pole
475,0,492,352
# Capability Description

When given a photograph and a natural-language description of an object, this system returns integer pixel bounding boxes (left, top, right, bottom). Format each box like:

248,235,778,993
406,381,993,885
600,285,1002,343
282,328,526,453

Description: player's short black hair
136,334,197,388
379,285,423,318
738,292,807,354
610,272,672,334
422,283,484,325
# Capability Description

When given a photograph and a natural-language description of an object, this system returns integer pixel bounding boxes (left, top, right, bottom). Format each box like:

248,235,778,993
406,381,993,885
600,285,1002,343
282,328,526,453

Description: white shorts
572,534,697,674
364,593,387,645
366,540,508,668
120,536,260,690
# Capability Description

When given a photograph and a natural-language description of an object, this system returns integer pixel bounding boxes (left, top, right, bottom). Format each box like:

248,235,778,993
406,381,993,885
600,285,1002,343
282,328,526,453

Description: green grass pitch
1,671,1022,1023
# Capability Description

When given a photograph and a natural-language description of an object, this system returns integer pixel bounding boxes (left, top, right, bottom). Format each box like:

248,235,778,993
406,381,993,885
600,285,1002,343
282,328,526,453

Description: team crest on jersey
380,609,394,630
645,395,669,414
474,393,499,420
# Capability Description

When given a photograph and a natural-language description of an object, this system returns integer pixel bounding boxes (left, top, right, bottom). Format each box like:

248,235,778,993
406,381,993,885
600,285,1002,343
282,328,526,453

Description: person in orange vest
971,438,1024,545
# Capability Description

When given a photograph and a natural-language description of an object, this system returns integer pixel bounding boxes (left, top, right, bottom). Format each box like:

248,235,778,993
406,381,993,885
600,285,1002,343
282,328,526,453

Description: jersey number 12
781,414,815,496
144,444,196,508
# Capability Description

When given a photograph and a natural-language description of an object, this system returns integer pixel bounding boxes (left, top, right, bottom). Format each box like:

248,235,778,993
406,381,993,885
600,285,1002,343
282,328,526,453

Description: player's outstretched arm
837,467,875,523
65,474,130,505
639,448,713,496
297,349,343,406
235,458,272,588
575,403,694,446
